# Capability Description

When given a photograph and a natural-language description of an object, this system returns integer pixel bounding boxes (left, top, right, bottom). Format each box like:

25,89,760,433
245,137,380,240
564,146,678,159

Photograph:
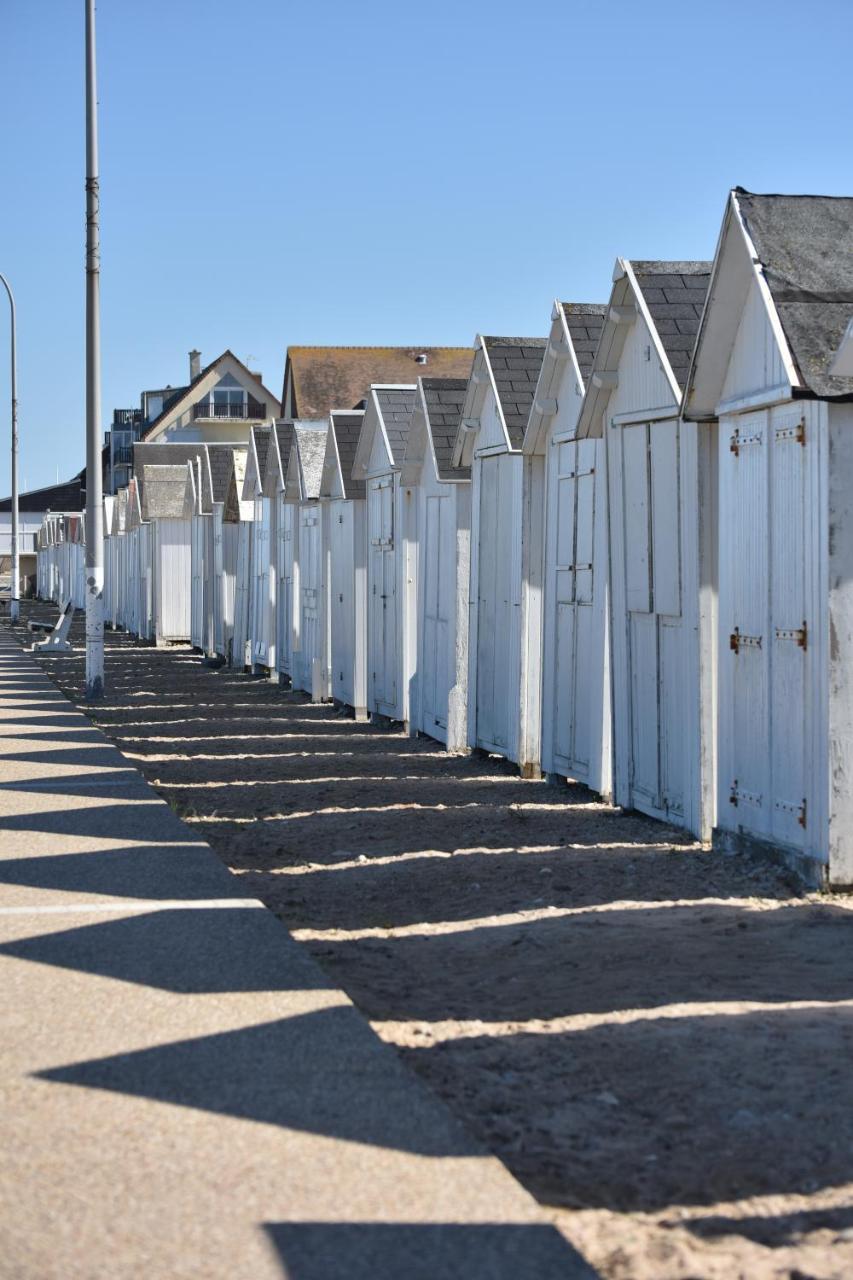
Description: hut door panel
659,617,685,816
769,407,808,848
630,612,659,807
300,508,321,683
277,505,294,676
423,494,449,737
552,440,577,769
728,411,770,835
476,456,513,751
254,502,271,661
650,419,681,617
331,505,354,705
622,425,651,613
369,479,397,712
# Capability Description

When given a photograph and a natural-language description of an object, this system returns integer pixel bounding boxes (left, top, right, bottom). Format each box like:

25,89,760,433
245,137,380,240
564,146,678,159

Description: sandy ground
10,605,853,1280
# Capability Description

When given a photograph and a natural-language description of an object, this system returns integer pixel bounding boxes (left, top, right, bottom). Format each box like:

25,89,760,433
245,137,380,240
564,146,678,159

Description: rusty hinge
774,796,807,828
729,427,763,457
775,418,806,446
730,780,762,808
730,628,762,654
775,621,808,651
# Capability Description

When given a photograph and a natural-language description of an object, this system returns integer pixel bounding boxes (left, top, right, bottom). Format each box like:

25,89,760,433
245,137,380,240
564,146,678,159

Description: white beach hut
319,410,368,718
211,447,250,663
261,421,296,683
522,302,611,796
245,425,274,672
451,337,547,772
226,450,254,668
684,188,853,887
285,422,330,700
577,259,714,838
138,462,194,645
401,377,472,750
351,386,422,726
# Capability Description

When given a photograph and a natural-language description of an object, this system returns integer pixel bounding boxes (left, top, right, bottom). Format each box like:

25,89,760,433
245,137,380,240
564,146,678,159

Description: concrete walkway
0,626,594,1280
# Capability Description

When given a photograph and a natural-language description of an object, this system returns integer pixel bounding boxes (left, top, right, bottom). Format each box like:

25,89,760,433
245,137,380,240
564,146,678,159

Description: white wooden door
331,503,354,706
621,420,685,821
277,502,294,676
233,522,251,668
299,505,322,692
369,477,397,713
191,517,204,648
421,493,451,742
252,499,271,664
547,435,597,777
769,406,809,848
475,455,514,752
213,516,225,655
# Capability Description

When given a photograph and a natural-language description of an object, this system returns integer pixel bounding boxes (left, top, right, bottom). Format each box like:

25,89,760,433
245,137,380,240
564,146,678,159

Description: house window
212,373,246,417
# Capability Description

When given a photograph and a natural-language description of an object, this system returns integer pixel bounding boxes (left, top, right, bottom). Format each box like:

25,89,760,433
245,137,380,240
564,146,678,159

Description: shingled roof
375,388,418,465
207,444,239,505
421,378,470,480
733,190,853,399
559,304,607,384
283,347,473,419
631,262,712,390
139,465,192,521
329,411,366,499
0,472,85,513
483,337,547,448
251,424,272,481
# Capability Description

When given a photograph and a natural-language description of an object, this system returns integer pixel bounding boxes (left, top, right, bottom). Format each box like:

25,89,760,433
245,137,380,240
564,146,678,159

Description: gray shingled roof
330,411,366,499
483,337,547,449
375,387,417,465
421,378,470,480
735,190,853,400
206,445,237,505
251,424,272,482
294,425,329,499
274,421,295,482
631,262,712,390
133,441,205,481
139,465,192,521
559,304,607,385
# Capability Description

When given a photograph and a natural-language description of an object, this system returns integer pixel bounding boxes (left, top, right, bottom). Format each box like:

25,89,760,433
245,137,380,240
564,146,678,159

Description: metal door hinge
775,418,806,446
729,427,763,456
775,621,808,651
729,780,762,808
730,628,762,654
775,796,807,827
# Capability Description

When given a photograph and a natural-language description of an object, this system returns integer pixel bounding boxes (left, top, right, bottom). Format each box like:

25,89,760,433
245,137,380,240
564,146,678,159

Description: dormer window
193,373,264,420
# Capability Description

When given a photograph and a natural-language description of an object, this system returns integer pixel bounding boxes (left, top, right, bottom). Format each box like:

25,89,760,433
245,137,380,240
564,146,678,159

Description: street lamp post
0,273,19,624
84,0,104,697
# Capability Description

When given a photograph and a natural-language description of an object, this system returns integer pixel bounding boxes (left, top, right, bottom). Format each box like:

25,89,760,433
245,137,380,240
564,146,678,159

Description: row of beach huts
36,189,853,888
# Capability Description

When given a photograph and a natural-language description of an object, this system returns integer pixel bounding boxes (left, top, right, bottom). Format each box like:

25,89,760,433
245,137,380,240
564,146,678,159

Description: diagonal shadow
0,908,330,992
0,844,245,901
37,1007,479,1158
262,1222,596,1279
0,800,200,842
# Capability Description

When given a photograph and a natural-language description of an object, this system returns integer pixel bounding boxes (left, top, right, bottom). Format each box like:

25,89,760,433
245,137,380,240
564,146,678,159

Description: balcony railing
113,408,142,427
114,446,133,465
192,397,265,421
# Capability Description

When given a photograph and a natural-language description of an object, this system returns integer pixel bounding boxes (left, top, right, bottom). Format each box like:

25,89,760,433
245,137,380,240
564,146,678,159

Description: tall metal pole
0,274,19,624
84,0,104,697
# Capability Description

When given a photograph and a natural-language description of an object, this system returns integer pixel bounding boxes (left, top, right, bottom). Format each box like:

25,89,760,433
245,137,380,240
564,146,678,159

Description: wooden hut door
253,500,271,662
369,477,397,712
621,420,685,821
422,493,450,739
550,437,596,775
277,503,294,675
300,505,321,681
769,406,809,848
476,455,513,752
725,411,770,837
191,518,204,648
330,504,354,704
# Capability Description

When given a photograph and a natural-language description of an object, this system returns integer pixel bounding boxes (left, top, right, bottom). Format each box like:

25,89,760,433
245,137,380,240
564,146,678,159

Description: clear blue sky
1,0,852,494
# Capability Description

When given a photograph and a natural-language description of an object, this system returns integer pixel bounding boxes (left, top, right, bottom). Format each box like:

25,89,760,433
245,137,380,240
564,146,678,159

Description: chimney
189,349,201,381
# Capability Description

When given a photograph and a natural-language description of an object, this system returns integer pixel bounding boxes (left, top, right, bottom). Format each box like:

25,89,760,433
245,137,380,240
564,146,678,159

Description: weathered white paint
580,262,715,839
401,384,471,752
455,345,533,771
153,516,192,644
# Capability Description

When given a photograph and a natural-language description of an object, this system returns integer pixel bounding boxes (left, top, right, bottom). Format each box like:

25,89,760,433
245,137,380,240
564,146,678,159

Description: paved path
0,626,594,1279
